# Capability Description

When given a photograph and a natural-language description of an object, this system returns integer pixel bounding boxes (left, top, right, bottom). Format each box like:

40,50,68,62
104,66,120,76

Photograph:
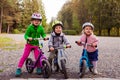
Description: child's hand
66,45,71,48
49,47,54,51
91,43,97,47
43,38,49,41
75,41,81,44
28,37,32,41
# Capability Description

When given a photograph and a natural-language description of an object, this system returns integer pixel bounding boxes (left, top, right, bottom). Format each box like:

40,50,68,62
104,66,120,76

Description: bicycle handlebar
75,41,97,47
48,45,71,52
54,45,71,49
32,38,49,41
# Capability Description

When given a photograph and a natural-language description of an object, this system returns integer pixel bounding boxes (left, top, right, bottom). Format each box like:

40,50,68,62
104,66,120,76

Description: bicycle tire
53,63,59,72
42,60,51,78
52,58,59,72
79,60,87,78
25,58,34,73
61,60,68,79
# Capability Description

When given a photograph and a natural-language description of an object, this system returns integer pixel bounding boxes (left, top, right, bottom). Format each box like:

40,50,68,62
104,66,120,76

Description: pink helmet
31,13,42,20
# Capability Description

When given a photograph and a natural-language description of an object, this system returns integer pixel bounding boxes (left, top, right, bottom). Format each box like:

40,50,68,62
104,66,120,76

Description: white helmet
31,13,42,20
82,22,94,30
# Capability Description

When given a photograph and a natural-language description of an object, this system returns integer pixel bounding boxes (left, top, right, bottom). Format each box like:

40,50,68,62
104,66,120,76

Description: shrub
13,29,21,34
63,30,77,35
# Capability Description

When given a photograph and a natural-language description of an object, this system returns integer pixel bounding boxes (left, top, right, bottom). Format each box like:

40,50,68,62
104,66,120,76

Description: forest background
0,0,120,36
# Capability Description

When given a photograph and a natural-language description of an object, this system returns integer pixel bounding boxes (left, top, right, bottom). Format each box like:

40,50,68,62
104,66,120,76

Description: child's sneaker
36,68,42,75
15,68,22,77
93,68,98,75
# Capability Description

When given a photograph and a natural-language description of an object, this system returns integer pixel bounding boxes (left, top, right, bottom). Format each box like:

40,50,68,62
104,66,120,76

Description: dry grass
0,36,24,50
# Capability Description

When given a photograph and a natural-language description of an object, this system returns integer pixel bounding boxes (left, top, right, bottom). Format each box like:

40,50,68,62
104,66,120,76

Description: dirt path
0,34,120,80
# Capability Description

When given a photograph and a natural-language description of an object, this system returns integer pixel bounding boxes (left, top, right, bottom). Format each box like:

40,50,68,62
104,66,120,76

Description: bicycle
25,38,51,78
50,45,71,79
75,41,95,78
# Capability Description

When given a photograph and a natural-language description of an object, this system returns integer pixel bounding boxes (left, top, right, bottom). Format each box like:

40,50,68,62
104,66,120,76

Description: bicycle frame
30,49,47,68
79,49,92,68
79,42,94,69
51,46,69,71
50,45,70,79
28,38,48,68
57,48,67,70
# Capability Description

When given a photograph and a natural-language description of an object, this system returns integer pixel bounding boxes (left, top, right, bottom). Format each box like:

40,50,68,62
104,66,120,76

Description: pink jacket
79,34,98,52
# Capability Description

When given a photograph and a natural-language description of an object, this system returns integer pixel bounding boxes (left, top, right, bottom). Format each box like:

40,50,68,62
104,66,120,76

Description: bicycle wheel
54,63,59,72
25,58,34,73
79,60,87,78
52,58,59,73
42,60,51,78
61,60,68,79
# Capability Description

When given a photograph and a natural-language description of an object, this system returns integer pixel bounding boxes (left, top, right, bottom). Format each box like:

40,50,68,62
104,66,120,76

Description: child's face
32,19,41,26
84,26,93,36
55,25,62,34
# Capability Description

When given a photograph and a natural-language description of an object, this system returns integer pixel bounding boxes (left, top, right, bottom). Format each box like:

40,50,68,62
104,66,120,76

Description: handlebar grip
66,45,71,48
43,38,49,40
75,41,78,43
75,41,81,44
46,38,49,40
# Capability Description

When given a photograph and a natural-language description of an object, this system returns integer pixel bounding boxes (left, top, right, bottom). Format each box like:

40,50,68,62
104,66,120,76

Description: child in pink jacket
76,22,99,75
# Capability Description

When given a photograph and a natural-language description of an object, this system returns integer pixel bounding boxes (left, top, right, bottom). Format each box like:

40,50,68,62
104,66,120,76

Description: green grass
0,37,13,47
0,36,24,50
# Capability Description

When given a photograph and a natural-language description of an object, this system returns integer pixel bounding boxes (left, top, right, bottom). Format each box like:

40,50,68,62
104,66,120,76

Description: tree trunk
116,27,119,36
7,24,10,34
0,7,3,33
0,23,1,33
108,28,111,36
98,29,101,36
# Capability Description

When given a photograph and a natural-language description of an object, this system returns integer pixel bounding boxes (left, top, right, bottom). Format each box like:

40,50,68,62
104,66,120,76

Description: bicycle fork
57,49,67,70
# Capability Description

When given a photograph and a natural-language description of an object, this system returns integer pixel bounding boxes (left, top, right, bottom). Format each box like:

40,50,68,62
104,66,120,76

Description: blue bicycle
75,41,94,78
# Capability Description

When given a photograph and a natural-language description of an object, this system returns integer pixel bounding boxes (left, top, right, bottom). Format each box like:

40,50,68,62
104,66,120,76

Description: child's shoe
15,68,22,77
36,68,42,75
93,68,98,75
